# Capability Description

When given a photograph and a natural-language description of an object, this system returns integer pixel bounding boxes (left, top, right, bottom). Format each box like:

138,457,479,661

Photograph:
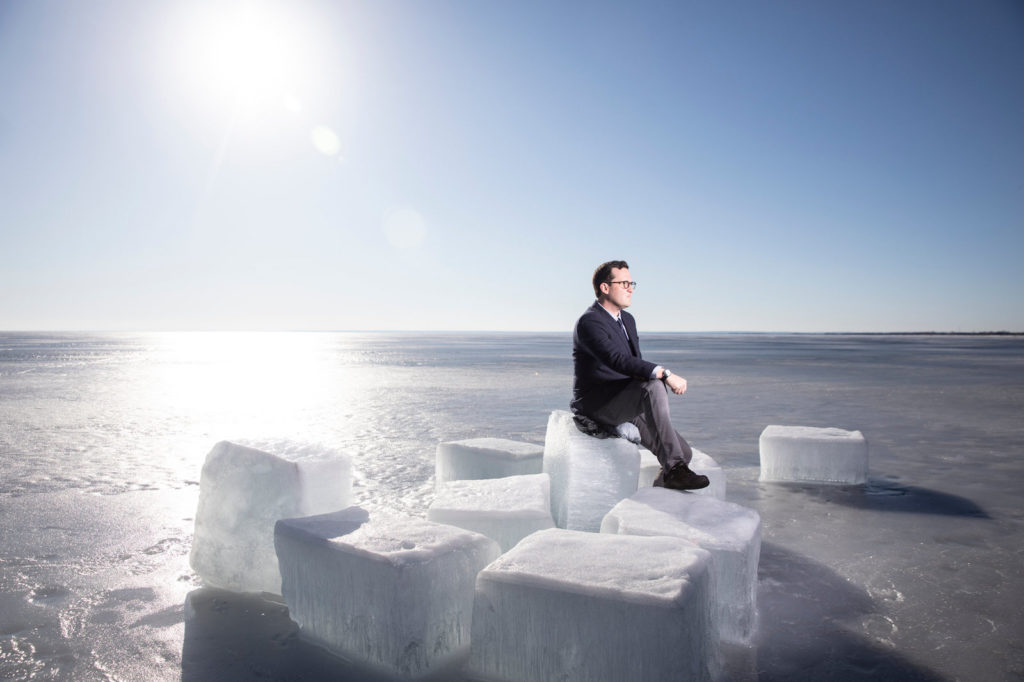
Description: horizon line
1,329,1021,336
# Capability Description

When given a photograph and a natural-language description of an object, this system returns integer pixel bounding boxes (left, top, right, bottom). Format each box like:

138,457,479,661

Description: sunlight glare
176,2,314,121
146,332,359,441
283,94,304,114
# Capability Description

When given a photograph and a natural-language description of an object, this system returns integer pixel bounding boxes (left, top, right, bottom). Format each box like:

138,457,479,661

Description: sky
1,0,1022,333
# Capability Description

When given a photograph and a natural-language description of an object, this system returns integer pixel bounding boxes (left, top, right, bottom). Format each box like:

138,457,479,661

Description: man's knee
639,378,672,418
640,378,668,402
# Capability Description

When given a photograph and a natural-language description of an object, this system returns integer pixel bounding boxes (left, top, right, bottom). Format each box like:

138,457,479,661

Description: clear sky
1,0,1022,332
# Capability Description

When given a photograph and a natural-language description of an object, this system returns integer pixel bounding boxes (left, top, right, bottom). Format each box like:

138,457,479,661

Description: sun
171,1,315,121
159,1,351,167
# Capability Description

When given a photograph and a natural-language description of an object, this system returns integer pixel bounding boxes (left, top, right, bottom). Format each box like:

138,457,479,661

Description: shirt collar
597,301,622,322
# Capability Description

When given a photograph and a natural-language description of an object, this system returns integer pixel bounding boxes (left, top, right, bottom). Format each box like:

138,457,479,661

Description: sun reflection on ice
147,332,360,443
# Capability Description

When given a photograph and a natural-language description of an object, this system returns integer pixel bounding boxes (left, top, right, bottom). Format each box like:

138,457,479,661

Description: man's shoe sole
663,473,710,491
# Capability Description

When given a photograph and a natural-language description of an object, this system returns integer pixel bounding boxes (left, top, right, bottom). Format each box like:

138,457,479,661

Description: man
571,260,709,491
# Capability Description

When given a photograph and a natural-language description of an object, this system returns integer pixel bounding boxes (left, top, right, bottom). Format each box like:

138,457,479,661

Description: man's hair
592,260,629,298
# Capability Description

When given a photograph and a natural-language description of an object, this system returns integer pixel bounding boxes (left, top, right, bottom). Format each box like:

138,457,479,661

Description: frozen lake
1,332,1021,680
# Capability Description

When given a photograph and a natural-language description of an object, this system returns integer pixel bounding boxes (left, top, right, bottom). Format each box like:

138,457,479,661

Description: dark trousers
585,378,693,472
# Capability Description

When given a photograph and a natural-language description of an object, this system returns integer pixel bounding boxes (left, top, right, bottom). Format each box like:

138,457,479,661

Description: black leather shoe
662,464,710,491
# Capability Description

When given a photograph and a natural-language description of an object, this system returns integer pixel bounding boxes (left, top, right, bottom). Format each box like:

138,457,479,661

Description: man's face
603,267,634,311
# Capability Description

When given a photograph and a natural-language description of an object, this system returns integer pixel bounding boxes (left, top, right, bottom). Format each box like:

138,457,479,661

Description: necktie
618,317,638,356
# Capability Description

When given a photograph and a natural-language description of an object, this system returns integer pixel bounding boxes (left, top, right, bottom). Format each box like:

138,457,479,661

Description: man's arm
662,371,688,395
622,311,685,394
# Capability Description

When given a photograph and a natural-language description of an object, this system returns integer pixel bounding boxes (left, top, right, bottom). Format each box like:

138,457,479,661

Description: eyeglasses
608,280,637,290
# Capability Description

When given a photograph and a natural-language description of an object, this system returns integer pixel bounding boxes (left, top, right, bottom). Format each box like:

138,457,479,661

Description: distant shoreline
814,331,1023,336
0,330,1021,336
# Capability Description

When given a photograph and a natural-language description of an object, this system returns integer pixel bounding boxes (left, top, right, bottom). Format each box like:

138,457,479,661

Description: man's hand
665,373,687,395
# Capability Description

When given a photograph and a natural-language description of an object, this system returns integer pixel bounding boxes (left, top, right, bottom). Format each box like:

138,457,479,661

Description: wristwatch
662,369,672,381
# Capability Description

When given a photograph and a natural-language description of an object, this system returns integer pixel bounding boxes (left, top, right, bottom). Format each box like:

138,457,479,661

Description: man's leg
586,380,646,427
629,379,691,471
633,418,693,467
587,379,707,490
632,380,708,491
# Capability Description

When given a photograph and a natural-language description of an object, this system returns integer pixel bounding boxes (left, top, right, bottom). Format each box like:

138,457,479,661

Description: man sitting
570,260,709,491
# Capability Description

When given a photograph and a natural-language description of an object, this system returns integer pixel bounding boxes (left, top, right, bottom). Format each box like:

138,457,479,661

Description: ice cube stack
192,412,866,678
759,424,869,484
275,507,500,677
603,487,762,644
435,437,543,488
542,409,641,531
427,473,555,552
469,528,720,681
189,440,353,594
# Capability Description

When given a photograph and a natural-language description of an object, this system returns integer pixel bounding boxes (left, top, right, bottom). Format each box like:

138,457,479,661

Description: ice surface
759,425,868,484
435,437,543,488
638,448,661,487
542,410,640,531
638,447,727,500
427,474,554,553
274,507,500,677
189,440,353,594
8,333,1022,682
602,487,762,644
469,527,718,682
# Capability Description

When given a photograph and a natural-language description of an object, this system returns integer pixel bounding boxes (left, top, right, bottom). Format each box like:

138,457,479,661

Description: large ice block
189,440,352,594
427,474,554,553
543,410,640,531
469,528,718,682
759,425,868,484
435,437,543,488
275,508,500,677
638,447,727,500
602,487,762,644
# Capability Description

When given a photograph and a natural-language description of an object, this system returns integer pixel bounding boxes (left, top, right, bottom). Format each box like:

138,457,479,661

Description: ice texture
542,410,640,531
427,474,555,553
638,448,661,487
759,425,868,484
434,437,543,488
189,440,352,594
602,487,762,644
274,508,501,677
469,527,718,682
638,447,727,500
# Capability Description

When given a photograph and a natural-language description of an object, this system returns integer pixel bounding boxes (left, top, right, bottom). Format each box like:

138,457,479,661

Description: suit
570,300,692,470
571,301,656,417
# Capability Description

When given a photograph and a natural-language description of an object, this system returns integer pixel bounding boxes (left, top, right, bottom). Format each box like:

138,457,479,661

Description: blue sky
1,0,1021,332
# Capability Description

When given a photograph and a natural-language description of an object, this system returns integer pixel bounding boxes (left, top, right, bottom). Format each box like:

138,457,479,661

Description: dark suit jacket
571,300,656,417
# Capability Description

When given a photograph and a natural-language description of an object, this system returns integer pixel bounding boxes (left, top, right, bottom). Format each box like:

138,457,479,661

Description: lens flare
310,125,341,157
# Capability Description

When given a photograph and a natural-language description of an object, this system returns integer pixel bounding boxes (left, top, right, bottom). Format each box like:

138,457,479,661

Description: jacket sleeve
575,312,656,380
